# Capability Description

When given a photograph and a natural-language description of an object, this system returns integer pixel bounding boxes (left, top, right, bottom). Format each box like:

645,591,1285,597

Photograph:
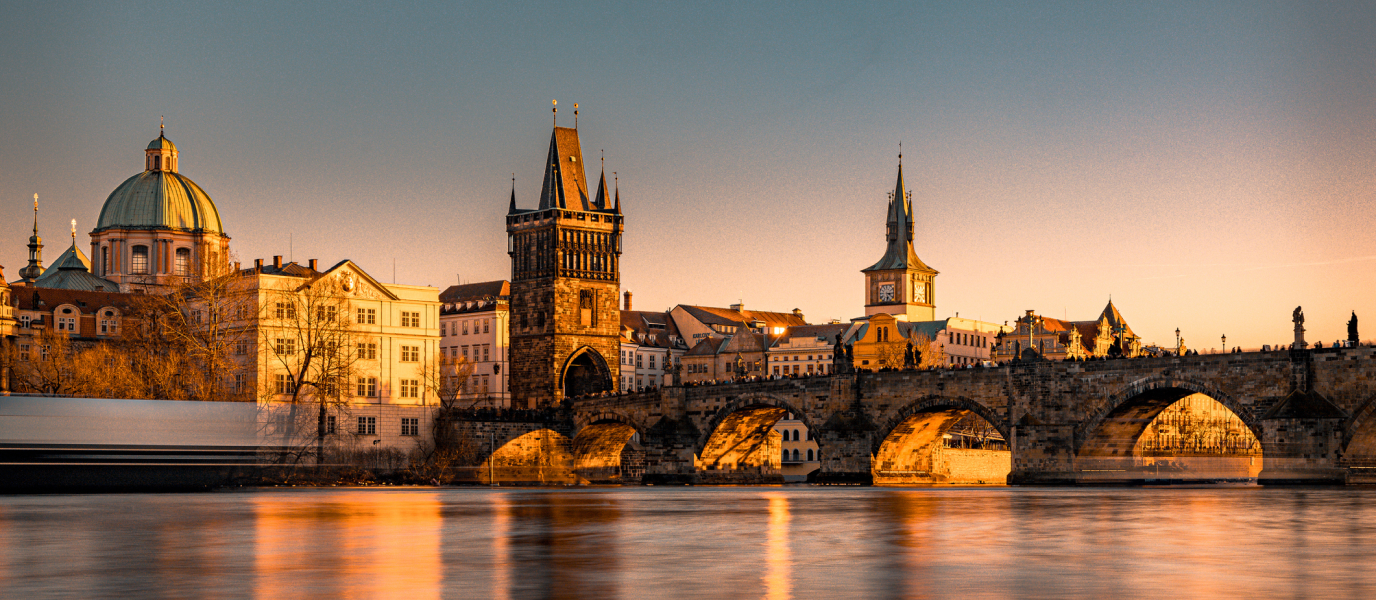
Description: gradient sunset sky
3,1,1373,349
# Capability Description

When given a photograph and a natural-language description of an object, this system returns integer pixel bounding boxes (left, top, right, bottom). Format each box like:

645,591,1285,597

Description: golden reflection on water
491,492,511,600
764,493,791,600
252,491,441,599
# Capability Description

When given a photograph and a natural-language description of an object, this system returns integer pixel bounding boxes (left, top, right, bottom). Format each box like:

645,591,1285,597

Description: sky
2,1,1373,350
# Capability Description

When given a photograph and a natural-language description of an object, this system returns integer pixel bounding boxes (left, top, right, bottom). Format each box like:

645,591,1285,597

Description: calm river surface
2,486,1374,599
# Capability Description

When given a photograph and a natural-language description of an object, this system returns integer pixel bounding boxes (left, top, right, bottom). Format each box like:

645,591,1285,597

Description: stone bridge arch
1340,392,1376,465
871,395,1011,484
569,411,645,483
1076,376,1259,458
873,395,1011,456
695,392,818,480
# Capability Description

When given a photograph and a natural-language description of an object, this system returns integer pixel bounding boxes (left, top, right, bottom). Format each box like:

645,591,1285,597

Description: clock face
878,283,895,302
913,282,926,303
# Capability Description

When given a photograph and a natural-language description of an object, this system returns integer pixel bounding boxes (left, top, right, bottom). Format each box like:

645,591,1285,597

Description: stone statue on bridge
1349,311,1359,346
1294,306,1307,348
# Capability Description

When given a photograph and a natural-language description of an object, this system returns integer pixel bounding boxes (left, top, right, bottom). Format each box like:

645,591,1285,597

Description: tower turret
18,193,44,282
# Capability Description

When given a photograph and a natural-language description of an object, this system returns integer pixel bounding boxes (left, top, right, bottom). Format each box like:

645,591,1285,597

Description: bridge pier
1007,424,1079,485
1256,406,1348,485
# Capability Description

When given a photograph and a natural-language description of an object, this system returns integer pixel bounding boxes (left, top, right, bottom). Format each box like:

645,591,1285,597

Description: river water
2,486,1374,599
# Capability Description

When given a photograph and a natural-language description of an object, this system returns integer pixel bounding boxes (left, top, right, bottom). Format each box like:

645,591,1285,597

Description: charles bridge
457,345,1376,485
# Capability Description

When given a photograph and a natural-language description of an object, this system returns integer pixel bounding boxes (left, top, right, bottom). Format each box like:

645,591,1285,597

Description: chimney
254,258,263,273
233,261,241,272
792,308,804,320
730,302,743,312
273,255,282,269
623,291,632,311
308,259,318,271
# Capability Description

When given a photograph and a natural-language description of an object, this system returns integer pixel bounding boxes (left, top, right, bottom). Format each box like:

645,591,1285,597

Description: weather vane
160,115,165,135
70,219,76,241
574,103,579,129
552,99,557,126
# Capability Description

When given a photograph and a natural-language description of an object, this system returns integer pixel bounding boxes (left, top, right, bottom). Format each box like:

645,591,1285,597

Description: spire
863,156,929,273
20,193,44,281
507,174,517,214
537,125,591,211
613,172,621,214
594,151,609,210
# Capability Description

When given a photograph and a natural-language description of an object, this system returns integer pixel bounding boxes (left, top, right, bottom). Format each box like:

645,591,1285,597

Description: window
274,374,296,394
20,315,31,328
357,342,377,360
357,377,377,397
483,319,489,334
357,308,376,324
482,344,490,362
357,416,377,435
131,246,149,274
636,354,643,368
401,311,420,327
275,338,296,355
807,449,814,461
441,323,447,337
57,316,76,332
649,355,656,369
401,418,419,436
461,346,469,360
400,345,420,362
462,320,469,335
233,373,245,393
400,379,420,398
326,415,337,435
174,248,191,276
275,302,296,320
18,344,29,361
316,306,336,322
480,374,489,395
234,340,249,355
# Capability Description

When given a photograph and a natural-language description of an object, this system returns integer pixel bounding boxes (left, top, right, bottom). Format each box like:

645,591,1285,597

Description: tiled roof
538,127,607,213
685,336,725,356
440,280,510,303
30,242,119,292
16,287,139,313
621,310,686,349
772,324,848,347
679,305,807,329
238,262,320,278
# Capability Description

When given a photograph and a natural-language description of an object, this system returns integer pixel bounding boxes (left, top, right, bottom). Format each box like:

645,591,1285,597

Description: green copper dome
95,171,223,233
94,135,224,234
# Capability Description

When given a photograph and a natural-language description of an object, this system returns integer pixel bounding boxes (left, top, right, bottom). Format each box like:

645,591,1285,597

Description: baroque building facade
439,280,510,408
506,124,623,408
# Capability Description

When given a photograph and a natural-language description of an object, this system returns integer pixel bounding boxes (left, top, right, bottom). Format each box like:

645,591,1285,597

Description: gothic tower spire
862,155,938,321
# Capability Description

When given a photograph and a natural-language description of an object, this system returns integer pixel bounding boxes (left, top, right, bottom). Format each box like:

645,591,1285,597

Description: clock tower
862,157,937,321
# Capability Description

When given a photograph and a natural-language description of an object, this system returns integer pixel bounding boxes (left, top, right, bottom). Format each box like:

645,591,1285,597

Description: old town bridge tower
506,124,623,408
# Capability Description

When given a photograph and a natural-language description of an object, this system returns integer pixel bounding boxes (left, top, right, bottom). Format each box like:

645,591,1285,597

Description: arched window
781,450,788,463
807,449,814,461
792,449,800,462
153,155,161,170
131,245,149,274
175,248,191,276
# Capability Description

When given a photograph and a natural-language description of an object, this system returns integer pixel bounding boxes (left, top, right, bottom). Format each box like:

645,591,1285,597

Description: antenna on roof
552,99,557,126
574,103,579,129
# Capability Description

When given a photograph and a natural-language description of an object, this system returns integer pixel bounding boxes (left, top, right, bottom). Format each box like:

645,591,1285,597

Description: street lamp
1222,334,1227,354
1175,328,1181,355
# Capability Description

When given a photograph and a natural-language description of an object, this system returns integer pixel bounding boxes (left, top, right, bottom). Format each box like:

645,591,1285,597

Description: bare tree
914,333,947,369
420,353,474,411
257,274,360,464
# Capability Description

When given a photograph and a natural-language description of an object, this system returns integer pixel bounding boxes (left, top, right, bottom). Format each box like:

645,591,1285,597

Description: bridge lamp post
1222,334,1227,354
1176,328,1181,354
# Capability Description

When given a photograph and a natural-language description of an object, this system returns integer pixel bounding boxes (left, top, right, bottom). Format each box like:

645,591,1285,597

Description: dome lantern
145,120,178,172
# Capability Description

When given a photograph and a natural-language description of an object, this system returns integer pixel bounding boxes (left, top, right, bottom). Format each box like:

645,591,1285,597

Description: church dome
94,134,224,235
